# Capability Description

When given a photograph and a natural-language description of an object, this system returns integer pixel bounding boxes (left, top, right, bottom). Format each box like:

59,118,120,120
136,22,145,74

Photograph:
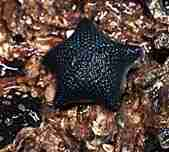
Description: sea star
42,18,142,110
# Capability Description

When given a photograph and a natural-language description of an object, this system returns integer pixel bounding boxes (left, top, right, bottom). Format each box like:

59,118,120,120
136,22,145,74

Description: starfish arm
42,44,65,73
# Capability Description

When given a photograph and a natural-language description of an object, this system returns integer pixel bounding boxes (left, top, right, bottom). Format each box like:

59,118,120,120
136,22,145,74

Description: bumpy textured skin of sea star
42,18,141,110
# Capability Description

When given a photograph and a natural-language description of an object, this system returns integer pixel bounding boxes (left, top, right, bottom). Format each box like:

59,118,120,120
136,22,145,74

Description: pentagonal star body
42,18,141,110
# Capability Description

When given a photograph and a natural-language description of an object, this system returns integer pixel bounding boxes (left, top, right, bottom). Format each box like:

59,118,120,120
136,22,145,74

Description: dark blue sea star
42,18,142,110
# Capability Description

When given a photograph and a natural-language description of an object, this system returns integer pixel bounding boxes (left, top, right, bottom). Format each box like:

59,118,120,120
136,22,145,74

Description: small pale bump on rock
45,83,56,103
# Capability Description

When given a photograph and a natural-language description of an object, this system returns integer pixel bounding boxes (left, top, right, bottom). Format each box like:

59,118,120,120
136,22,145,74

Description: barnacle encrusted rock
0,89,42,149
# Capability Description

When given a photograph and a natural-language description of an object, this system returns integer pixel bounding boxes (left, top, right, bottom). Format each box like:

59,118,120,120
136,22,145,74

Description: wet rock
158,128,169,149
0,89,42,149
0,59,25,78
